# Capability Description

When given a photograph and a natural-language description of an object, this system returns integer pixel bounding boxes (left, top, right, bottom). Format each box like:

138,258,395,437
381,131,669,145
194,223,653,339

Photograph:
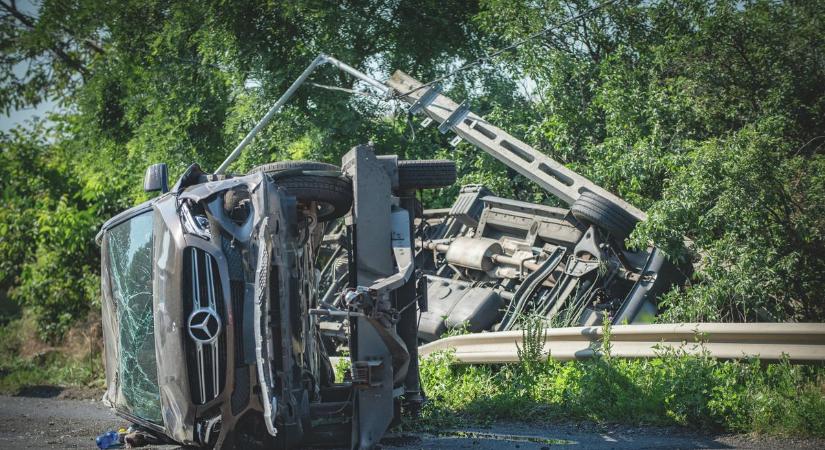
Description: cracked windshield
107,213,162,423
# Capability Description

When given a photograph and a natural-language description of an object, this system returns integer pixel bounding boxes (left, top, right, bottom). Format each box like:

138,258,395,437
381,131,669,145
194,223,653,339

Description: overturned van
96,57,689,449
97,148,451,449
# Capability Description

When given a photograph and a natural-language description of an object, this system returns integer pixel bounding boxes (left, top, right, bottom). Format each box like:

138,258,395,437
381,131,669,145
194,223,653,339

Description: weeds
333,354,351,383
0,318,103,394
599,311,612,358
516,315,547,372
419,345,825,437
3,316,823,438
0,352,104,394
442,320,472,338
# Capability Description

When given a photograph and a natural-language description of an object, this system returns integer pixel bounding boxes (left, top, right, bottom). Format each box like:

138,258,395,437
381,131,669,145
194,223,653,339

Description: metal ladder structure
386,71,647,221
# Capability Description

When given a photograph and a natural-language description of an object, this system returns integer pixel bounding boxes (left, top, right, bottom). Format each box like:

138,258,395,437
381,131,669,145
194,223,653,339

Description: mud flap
343,145,413,449
350,316,394,449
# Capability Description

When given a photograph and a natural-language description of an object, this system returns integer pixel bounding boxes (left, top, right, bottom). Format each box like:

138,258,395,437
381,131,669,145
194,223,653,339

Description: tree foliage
480,0,825,322
1,0,823,338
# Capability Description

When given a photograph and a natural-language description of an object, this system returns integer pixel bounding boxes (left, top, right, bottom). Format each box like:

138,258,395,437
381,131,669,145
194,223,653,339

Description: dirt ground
1,389,823,449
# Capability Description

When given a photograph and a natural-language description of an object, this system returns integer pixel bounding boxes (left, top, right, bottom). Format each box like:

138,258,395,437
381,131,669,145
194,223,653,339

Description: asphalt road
1,391,823,449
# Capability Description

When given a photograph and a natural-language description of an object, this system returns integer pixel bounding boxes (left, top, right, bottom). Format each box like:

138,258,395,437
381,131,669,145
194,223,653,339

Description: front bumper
102,172,287,447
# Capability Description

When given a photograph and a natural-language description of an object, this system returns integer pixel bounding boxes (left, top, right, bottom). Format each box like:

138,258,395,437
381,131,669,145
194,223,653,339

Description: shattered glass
107,212,163,424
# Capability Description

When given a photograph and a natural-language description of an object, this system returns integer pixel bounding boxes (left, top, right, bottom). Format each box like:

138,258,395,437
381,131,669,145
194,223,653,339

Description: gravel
1,391,823,449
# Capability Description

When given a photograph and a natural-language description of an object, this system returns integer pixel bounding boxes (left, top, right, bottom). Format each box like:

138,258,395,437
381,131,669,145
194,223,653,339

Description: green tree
0,123,101,338
477,0,825,321
1,0,493,337
2,0,824,338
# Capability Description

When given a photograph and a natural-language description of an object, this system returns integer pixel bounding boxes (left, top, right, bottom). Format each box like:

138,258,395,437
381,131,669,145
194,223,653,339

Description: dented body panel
100,152,422,449
98,56,690,450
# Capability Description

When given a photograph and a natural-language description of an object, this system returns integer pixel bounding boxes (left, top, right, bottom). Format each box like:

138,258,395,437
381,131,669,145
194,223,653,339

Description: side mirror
144,163,169,194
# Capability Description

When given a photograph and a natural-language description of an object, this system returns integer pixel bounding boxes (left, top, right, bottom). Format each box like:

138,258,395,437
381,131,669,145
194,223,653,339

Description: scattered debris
95,427,126,449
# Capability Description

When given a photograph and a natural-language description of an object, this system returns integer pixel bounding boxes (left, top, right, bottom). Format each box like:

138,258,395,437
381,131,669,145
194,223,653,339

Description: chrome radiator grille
184,247,226,404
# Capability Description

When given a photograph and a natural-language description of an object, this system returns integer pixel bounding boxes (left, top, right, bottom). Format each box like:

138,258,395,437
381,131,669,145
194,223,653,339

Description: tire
397,159,456,190
248,160,341,176
248,161,352,222
571,191,639,240
224,185,251,223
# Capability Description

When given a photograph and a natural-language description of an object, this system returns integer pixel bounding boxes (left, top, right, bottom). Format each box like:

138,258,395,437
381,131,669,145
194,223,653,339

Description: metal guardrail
418,323,825,363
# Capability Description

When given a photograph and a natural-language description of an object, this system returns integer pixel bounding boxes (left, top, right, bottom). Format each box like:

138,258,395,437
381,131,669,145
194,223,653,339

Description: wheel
570,191,639,240
224,185,251,224
397,159,456,190
248,161,353,222
248,160,341,176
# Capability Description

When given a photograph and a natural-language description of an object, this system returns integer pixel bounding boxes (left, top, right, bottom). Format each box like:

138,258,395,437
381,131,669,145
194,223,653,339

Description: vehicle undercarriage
97,55,688,449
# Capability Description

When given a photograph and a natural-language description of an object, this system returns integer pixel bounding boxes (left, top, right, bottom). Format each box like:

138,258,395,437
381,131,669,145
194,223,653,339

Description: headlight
180,200,211,240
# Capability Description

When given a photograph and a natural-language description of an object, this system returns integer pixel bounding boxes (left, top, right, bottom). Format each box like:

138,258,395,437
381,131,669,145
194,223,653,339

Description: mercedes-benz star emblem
187,308,221,344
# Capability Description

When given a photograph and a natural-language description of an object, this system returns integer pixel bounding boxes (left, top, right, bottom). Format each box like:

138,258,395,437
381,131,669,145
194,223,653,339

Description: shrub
420,351,825,436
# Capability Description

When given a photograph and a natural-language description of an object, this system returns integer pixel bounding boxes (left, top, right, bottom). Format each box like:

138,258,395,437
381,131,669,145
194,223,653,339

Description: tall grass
0,318,103,394
419,321,825,436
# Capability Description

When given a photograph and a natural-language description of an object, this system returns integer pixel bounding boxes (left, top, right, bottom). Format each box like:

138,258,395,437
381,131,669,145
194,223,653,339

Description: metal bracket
197,414,224,445
438,100,470,134
352,360,385,388
565,258,601,277
408,84,442,115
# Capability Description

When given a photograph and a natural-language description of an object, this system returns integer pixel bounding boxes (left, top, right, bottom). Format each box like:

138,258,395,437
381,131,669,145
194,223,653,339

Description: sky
0,98,58,132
